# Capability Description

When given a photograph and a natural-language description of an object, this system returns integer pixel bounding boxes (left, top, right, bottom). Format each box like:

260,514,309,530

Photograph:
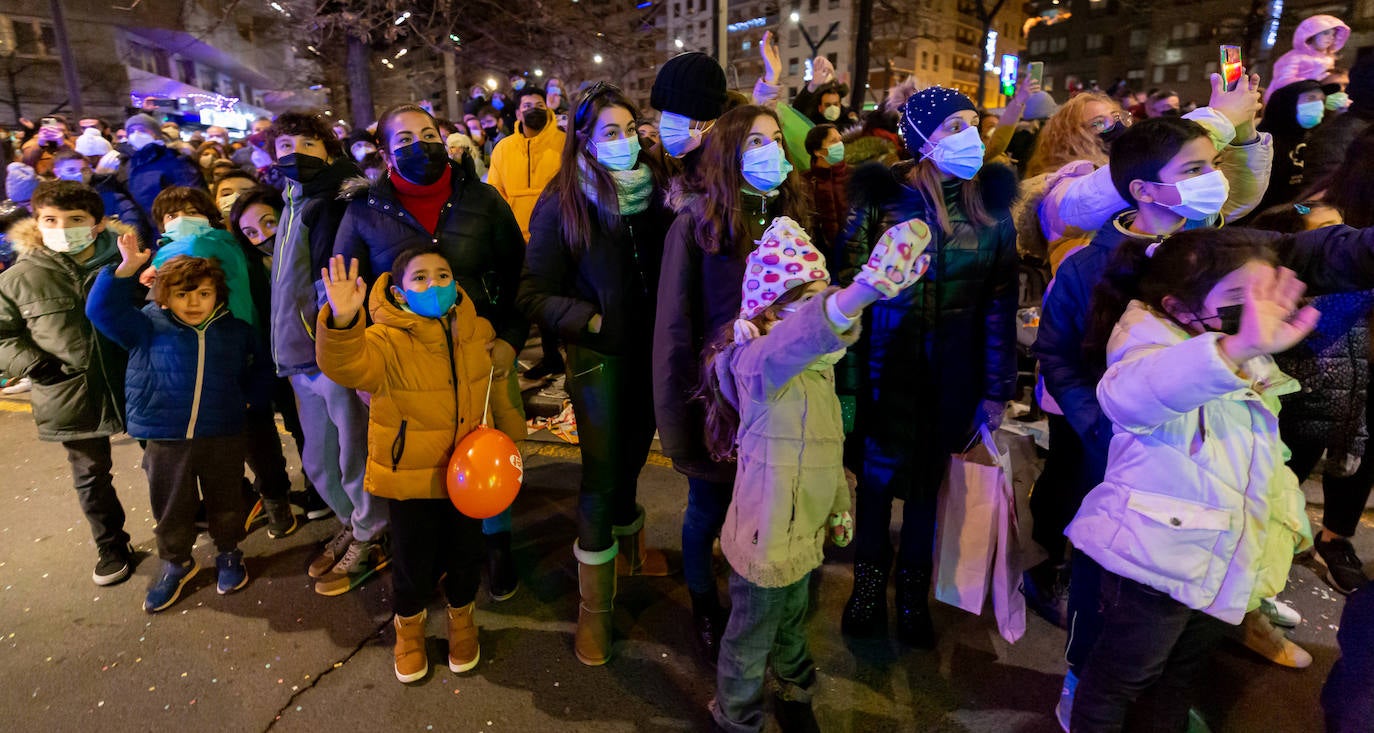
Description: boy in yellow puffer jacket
317,248,509,685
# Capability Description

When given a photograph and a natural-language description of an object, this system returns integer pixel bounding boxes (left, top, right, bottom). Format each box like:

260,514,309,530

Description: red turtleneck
390,165,452,234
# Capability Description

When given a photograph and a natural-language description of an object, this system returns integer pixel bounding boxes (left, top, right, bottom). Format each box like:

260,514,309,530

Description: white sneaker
2,377,31,395
1260,596,1302,628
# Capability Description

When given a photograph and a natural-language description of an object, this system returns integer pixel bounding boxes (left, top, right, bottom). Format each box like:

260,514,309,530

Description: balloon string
482,365,494,427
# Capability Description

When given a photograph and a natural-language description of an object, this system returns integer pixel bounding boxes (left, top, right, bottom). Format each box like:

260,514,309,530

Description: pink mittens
854,218,933,298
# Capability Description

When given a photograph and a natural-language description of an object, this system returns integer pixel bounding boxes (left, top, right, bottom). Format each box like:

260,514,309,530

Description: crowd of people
3,14,1374,732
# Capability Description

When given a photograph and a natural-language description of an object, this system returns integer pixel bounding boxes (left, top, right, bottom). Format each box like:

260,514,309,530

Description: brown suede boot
393,610,428,683
573,541,617,666
447,602,480,672
613,505,675,577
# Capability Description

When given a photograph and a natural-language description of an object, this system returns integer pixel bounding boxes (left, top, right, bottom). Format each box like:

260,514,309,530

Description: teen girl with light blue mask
835,86,1021,649
515,82,676,667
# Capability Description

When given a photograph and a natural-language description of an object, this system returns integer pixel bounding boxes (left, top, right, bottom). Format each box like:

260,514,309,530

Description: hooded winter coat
121,143,204,217
269,156,360,377
1305,57,1374,182
315,274,499,501
716,293,856,588
486,120,565,240
837,161,1019,498
1067,302,1311,624
86,269,263,441
0,220,137,441
333,161,527,352
1252,79,1326,215
1267,14,1350,103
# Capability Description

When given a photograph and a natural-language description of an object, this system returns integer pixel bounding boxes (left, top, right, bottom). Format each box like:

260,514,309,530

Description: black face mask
392,140,449,185
1158,108,1181,118
277,153,328,183
482,125,499,139
1098,121,1128,144
255,234,277,258
523,108,549,132
1190,304,1244,335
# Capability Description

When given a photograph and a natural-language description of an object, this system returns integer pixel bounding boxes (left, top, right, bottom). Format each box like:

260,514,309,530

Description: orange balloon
446,426,523,519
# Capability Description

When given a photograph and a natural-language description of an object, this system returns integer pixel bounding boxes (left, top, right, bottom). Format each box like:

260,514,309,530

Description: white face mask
659,111,705,157
218,192,240,218
1154,169,1230,221
822,105,841,122
128,131,156,150
40,225,96,254
208,135,227,145
916,125,985,180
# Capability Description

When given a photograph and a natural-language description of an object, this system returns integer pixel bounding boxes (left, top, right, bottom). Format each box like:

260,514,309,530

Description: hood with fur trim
8,217,134,257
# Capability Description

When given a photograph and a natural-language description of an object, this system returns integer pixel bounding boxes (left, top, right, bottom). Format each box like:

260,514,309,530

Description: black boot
841,560,890,637
895,563,935,649
690,589,727,667
485,531,519,601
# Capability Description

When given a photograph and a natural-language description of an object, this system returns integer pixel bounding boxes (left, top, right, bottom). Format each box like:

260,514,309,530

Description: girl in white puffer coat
1066,228,1316,732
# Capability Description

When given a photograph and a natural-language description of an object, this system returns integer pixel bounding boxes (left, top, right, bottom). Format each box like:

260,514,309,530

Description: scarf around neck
578,159,653,216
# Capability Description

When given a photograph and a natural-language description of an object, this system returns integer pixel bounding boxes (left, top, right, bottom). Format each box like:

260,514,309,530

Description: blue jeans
683,476,732,595
711,571,817,733
289,370,386,542
1071,568,1228,732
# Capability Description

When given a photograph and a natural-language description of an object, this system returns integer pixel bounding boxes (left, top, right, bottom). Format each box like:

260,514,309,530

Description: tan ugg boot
393,610,428,683
447,602,480,672
573,541,618,666
613,505,675,577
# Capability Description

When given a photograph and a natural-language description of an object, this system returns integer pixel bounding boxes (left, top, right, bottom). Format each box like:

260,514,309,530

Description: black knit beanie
651,52,728,121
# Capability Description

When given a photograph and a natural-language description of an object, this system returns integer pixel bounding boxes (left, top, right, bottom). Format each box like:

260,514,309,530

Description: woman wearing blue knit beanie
835,86,1021,647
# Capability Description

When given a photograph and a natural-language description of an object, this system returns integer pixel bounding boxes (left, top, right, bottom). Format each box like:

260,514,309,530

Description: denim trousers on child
711,570,818,733
1071,568,1229,733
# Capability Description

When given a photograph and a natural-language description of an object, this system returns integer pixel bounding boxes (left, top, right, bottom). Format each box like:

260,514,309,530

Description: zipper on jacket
391,419,408,471
442,318,461,443
186,327,208,439
627,220,649,299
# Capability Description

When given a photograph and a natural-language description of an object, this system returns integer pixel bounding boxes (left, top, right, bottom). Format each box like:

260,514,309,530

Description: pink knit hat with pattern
739,216,830,320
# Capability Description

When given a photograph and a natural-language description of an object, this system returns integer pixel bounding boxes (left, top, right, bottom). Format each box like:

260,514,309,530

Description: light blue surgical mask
1297,100,1325,129
824,141,845,165
916,125,985,180
660,111,704,157
164,215,214,241
741,140,793,193
401,281,458,318
593,135,641,171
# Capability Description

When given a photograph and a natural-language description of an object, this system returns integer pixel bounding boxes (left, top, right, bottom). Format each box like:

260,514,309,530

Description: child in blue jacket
88,245,265,614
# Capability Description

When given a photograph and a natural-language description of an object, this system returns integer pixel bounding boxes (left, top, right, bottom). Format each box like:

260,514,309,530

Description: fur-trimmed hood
8,217,134,257
847,160,1019,216
665,175,700,214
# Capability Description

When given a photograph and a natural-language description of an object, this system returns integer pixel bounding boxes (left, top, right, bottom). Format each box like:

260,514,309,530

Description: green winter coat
0,219,134,441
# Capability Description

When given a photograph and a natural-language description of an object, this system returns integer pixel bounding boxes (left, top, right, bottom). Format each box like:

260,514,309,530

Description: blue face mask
593,135,641,171
1297,100,1325,129
164,215,214,241
401,281,458,318
741,140,793,193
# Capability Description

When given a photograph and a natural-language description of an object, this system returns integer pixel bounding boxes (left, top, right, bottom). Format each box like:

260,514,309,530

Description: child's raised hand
113,230,149,279
1220,266,1320,364
321,254,367,326
854,218,933,299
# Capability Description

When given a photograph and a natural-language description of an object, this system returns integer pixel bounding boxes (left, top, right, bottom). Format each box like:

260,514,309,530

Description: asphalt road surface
0,400,1353,732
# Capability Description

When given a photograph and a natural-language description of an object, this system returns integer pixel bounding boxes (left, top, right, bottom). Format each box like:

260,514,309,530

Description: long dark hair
695,284,819,462
1082,227,1278,370
683,105,809,256
545,83,665,253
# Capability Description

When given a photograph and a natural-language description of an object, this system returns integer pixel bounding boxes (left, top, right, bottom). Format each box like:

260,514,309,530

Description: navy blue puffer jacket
86,268,265,440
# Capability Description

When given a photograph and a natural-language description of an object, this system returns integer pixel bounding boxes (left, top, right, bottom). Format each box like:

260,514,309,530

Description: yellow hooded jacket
486,120,565,241
316,273,517,501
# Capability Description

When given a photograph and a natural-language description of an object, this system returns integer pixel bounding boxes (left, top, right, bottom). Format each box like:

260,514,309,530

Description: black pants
565,345,656,553
1285,432,1374,538
144,435,247,564
243,414,291,501
1030,414,1091,562
388,497,483,617
61,437,130,551
853,454,946,569
1071,569,1228,733
1066,550,1106,675
540,329,565,372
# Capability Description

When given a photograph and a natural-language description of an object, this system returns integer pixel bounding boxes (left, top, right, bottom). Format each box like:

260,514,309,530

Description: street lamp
789,10,800,23
593,53,604,64
533,68,544,77
485,77,498,90
675,38,684,49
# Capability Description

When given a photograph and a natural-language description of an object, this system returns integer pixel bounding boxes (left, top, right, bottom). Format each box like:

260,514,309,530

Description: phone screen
1220,45,1243,92
1028,61,1045,87
1000,55,1019,98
